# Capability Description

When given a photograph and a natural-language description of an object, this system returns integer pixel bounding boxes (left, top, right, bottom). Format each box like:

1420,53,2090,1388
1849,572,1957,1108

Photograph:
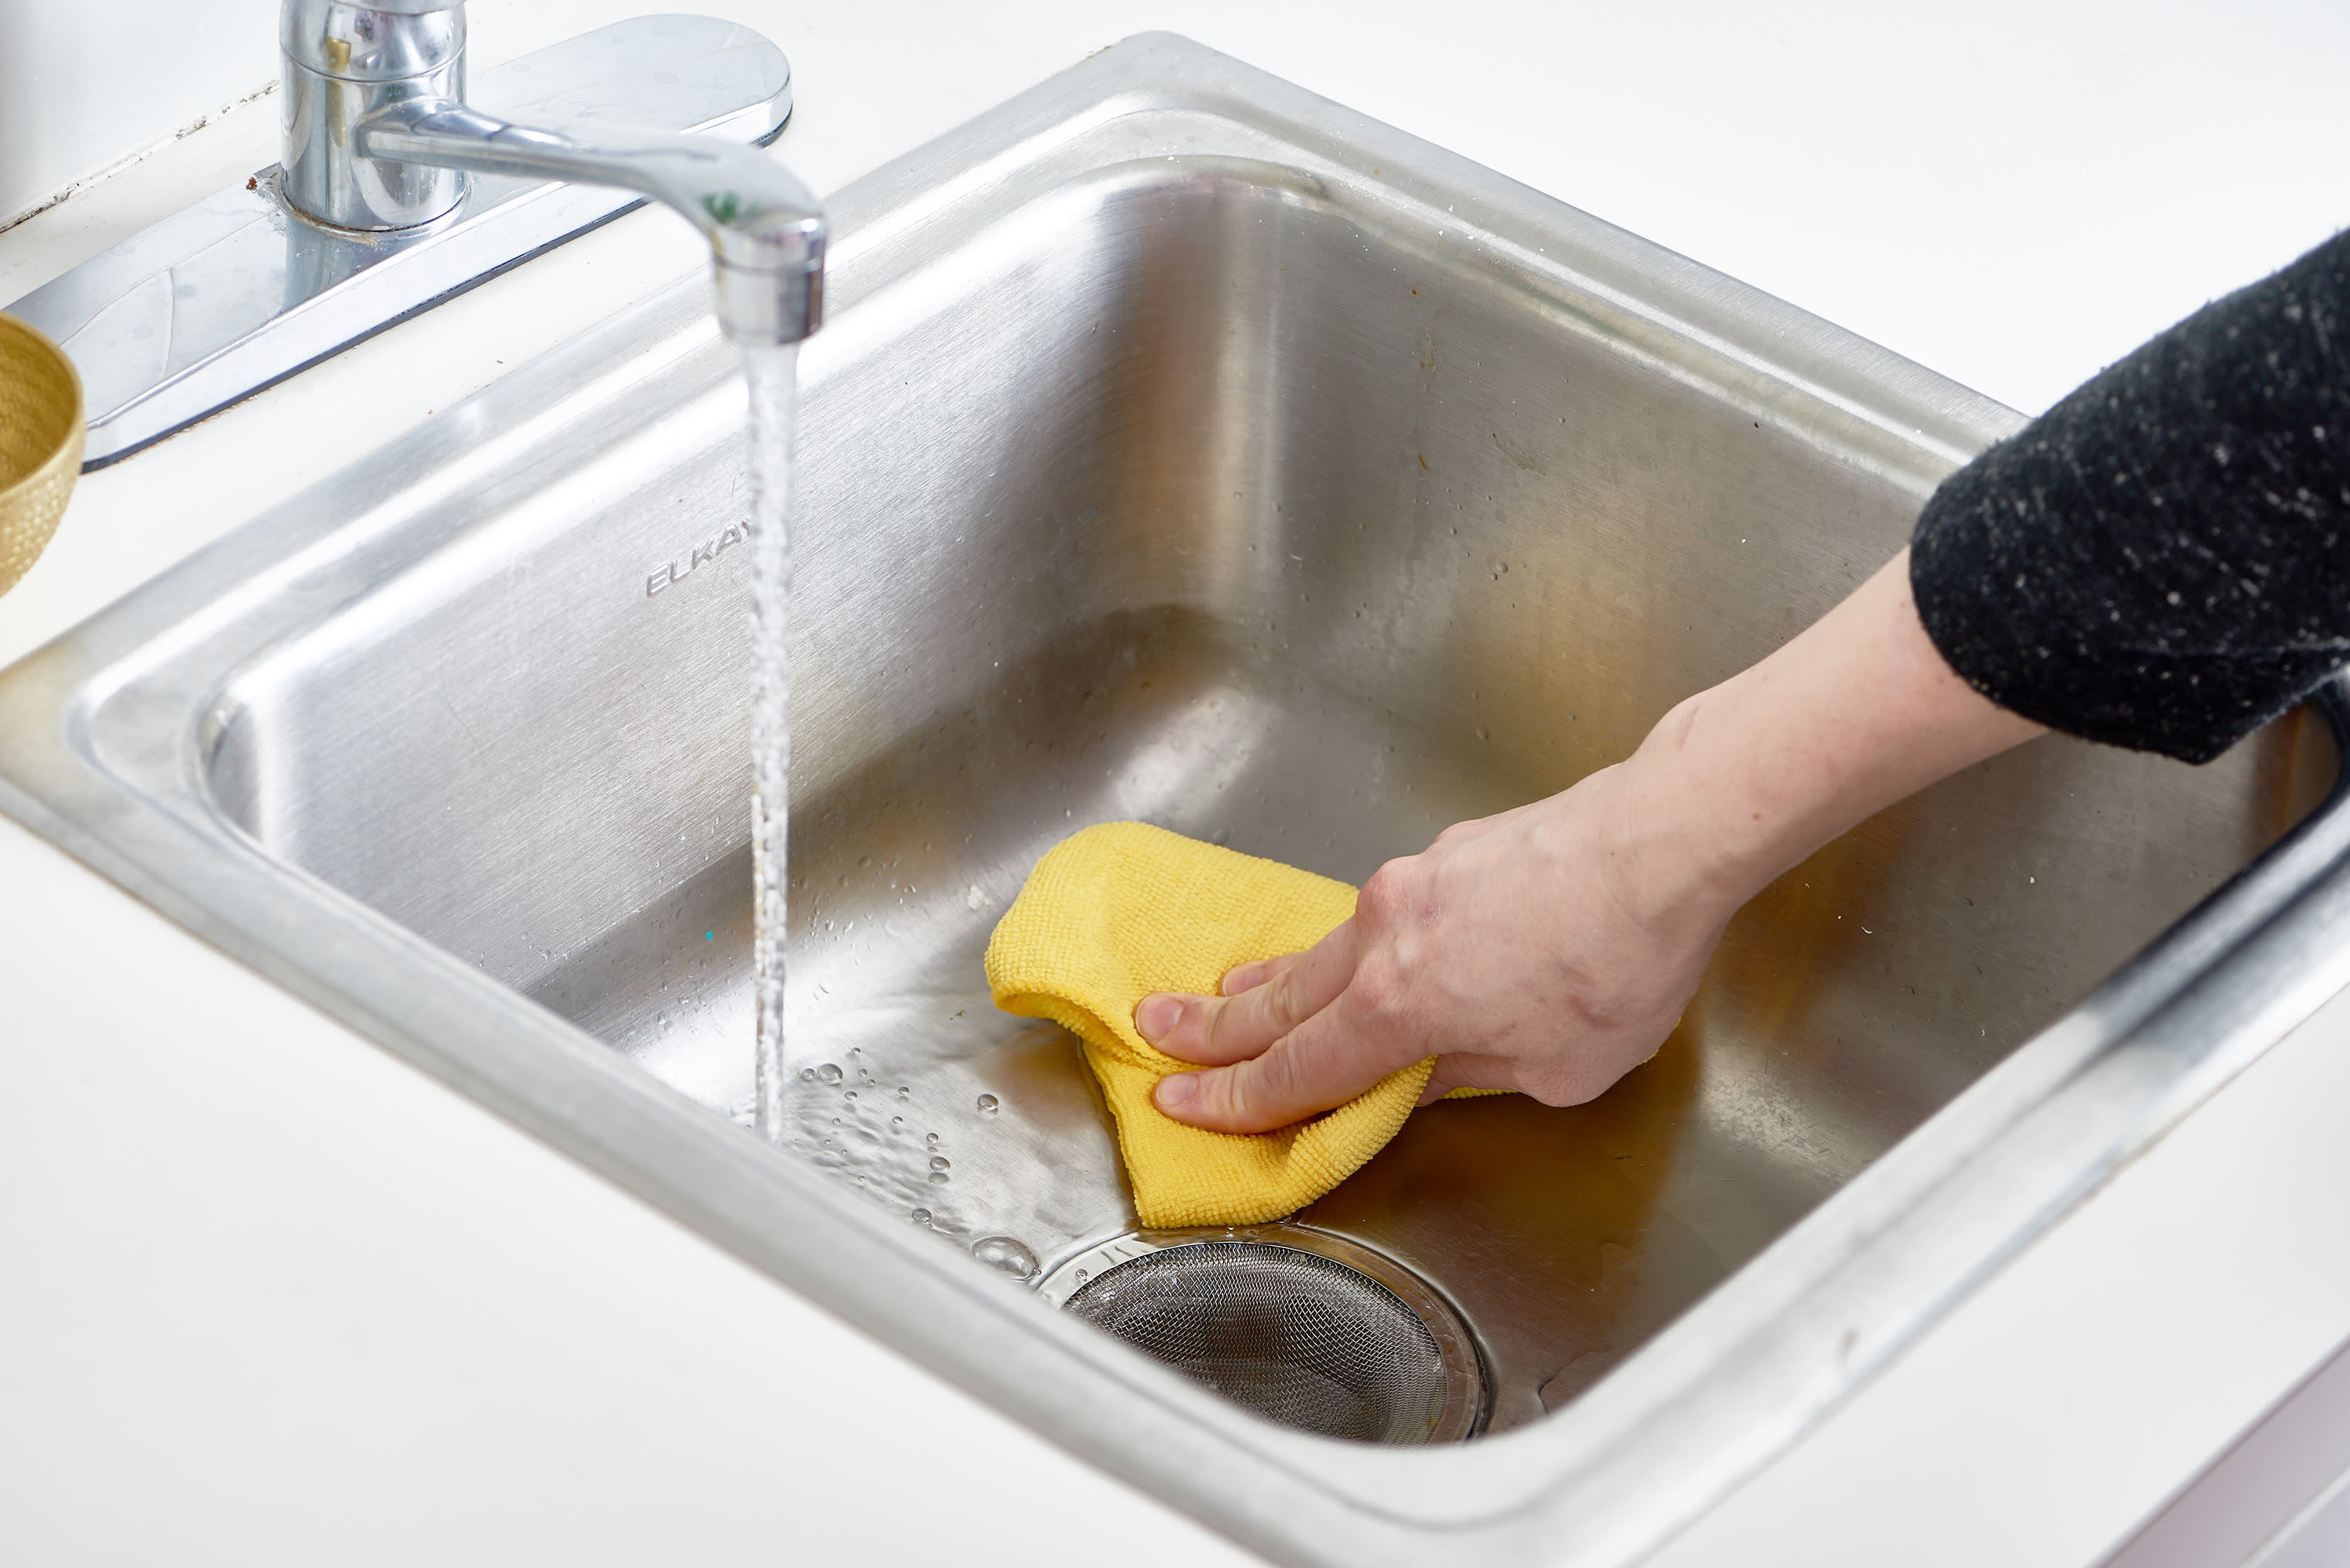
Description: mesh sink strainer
1037,1226,1488,1444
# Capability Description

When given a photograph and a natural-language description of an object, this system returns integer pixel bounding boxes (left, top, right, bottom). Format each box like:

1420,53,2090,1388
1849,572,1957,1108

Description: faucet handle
280,0,470,230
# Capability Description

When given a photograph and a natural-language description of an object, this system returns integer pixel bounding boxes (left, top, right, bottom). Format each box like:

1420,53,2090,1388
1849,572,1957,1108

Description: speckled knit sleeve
1910,227,2350,764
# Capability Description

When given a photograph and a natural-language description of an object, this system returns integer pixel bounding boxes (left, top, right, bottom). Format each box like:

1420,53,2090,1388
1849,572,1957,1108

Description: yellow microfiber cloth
985,820,1489,1228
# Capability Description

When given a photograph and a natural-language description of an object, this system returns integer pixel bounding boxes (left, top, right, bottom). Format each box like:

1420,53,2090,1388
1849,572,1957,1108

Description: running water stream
743,342,799,1145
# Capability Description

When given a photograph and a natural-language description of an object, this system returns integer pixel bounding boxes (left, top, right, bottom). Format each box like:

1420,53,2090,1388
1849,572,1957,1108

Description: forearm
1141,550,2046,1130
1609,549,2044,920
1911,226,2350,764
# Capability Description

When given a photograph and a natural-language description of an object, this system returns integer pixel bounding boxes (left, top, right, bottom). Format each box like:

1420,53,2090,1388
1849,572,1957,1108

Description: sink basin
9,33,2350,1566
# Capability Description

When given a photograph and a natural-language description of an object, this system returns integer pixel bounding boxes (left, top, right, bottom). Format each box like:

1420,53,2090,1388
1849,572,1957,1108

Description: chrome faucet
6,9,818,465
280,0,823,345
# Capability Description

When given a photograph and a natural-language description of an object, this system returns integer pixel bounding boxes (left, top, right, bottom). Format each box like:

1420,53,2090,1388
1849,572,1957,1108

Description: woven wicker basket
0,314,84,598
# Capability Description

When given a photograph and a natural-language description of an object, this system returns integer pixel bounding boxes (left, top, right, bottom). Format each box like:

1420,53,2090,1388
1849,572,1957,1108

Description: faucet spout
354,100,826,345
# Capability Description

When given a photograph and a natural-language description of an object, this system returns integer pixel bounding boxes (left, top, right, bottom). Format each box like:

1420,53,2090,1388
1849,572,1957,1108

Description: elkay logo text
645,521,749,597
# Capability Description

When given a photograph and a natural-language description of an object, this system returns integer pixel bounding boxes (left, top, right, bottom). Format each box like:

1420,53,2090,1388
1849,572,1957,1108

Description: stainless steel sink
9,33,2350,1566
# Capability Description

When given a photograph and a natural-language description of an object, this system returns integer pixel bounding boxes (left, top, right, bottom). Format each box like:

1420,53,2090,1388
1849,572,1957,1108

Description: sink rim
7,31,2350,1568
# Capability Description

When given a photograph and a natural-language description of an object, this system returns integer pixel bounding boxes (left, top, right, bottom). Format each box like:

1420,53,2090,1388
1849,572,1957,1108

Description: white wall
5,0,2345,416
0,0,278,223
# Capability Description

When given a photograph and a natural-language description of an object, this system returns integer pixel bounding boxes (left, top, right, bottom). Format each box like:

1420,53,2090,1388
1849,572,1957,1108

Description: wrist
1535,717,1770,951
1611,684,1805,916
1594,550,2045,932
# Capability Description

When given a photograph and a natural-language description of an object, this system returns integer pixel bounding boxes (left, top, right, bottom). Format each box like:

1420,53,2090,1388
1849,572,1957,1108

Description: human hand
1133,764,1741,1133
1134,549,2043,1134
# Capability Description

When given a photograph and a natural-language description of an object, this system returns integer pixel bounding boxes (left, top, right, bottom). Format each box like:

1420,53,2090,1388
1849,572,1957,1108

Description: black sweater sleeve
1909,227,2350,764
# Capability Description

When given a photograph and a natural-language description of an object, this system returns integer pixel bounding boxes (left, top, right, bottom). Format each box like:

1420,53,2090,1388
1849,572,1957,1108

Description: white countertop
6,3,2349,1563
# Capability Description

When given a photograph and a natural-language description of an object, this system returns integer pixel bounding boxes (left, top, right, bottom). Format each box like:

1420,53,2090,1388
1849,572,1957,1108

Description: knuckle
1263,964,1314,1028
1197,1066,1258,1128
1193,1069,1242,1123
1346,960,1416,1031
1356,860,1419,927
1200,996,1240,1054
1252,1046,1307,1110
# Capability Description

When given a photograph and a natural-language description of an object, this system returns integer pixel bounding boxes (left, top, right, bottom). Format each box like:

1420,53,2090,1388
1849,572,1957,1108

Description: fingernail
1154,1073,1200,1110
1134,993,1181,1042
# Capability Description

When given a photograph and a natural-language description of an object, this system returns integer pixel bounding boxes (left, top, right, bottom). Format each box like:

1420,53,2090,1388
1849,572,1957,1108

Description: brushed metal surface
5,33,2350,1568
199,126,2340,1435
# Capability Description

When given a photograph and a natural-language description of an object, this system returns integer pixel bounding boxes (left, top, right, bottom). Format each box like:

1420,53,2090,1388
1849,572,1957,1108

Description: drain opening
1046,1229,1487,1444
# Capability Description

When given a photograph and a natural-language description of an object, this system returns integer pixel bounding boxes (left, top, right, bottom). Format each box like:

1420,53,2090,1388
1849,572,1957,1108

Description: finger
1220,952,1300,996
1153,985,1424,1133
1135,920,1360,1066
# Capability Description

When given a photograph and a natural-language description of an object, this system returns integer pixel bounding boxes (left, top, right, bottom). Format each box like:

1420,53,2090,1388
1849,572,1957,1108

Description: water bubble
930,1156,952,1171
815,1063,842,1084
971,1236,1039,1280
976,1094,1001,1115
910,1207,932,1225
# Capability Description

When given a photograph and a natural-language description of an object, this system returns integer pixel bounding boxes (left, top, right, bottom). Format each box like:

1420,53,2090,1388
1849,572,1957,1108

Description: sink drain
1037,1226,1487,1444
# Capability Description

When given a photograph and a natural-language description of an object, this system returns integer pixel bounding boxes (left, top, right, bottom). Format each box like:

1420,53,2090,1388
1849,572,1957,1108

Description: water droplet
924,1132,941,1147
976,1094,1000,1115
797,1066,815,1082
910,1207,932,1225
972,1236,1039,1280
896,1085,911,1101
815,1063,842,1084
1073,1269,1090,1285
930,1156,951,1171
844,1090,858,1102
928,1171,950,1185
891,1116,906,1130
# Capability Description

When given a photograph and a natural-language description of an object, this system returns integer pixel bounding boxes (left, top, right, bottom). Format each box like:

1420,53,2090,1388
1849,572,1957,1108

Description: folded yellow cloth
985,820,1476,1227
